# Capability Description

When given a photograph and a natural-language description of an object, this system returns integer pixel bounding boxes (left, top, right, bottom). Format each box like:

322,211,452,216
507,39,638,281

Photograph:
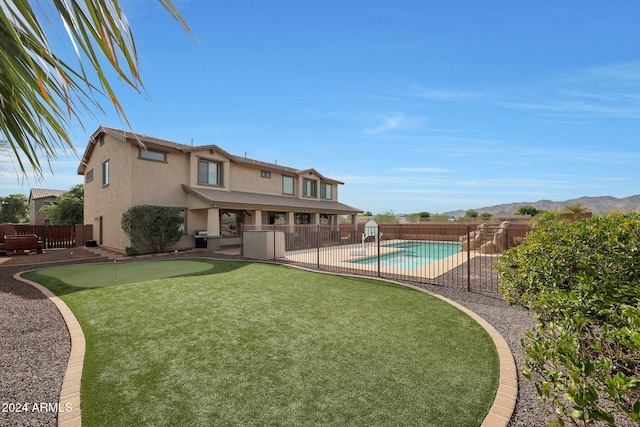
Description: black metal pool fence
241,223,531,294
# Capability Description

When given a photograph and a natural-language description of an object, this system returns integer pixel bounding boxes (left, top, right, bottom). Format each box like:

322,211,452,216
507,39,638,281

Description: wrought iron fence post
316,225,320,269
466,225,471,292
377,228,381,278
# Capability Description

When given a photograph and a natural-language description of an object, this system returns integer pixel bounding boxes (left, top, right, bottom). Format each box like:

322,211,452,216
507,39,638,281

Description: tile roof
78,127,343,184
182,185,362,214
29,188,66,201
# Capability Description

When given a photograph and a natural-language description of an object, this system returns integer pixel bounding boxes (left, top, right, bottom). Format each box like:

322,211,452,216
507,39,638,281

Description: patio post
273,224,277,261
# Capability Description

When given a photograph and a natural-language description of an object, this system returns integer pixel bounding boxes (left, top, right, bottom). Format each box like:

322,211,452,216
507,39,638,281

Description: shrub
497,213,640,426
121,205,183,253
125,247,138,257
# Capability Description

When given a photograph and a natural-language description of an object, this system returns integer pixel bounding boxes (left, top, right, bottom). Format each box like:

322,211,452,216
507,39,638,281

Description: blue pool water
352,241,461,270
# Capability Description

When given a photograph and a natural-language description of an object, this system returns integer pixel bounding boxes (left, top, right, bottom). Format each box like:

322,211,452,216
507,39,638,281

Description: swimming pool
351,241,461,270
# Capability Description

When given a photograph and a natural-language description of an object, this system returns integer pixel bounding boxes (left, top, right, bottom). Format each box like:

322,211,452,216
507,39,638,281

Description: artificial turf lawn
33,259,214,288
24,259,499,427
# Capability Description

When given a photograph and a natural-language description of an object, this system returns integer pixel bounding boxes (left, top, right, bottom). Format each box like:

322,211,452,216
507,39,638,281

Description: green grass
24,260,499,427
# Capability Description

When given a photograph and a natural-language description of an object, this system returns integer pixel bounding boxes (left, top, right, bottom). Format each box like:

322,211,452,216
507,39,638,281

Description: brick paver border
15,273,84,427
423,290,518,427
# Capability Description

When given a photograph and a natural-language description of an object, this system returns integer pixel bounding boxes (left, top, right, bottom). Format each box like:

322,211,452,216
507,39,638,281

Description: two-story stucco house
77,126,362,253
29,188,66,225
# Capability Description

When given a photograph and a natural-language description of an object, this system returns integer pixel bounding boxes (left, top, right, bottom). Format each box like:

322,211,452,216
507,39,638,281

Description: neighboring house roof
77,126,344,184
182,185,361,214
29,188,65,203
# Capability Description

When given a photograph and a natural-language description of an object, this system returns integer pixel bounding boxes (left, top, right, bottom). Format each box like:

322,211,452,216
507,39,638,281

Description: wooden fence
0,224,93,249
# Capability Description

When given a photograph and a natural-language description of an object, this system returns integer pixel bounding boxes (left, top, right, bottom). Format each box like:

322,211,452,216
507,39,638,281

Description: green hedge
497,213,640,426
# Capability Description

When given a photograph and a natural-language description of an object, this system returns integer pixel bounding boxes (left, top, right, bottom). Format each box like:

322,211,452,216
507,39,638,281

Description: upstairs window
320,183,332,200
198,159,222,186
282,176,294,195
303,179,317,198
139,149,167,162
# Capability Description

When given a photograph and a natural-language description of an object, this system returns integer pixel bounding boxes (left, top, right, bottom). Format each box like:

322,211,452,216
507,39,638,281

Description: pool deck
284,239,481,279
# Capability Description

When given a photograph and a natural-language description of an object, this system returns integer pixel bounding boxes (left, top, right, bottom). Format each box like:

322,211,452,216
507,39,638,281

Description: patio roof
182,185,362,215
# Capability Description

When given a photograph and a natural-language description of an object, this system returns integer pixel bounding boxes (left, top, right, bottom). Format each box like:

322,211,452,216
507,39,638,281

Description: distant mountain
444,194,640,218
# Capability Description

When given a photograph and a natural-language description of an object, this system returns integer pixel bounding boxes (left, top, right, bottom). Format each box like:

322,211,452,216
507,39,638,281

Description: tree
0,0,191,175
374,210,398,224
0,194,28,223
430,213,452,223
121,205,183,253
514,205,540,216
39,184,84,224
497,213,640,425
405,213,420,224
465,209,479,218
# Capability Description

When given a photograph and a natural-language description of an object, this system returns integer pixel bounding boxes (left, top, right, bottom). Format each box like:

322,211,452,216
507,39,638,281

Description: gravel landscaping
1,247,550,426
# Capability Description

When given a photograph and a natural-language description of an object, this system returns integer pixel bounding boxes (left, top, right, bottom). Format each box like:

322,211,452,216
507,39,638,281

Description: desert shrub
497,213,640,426
121,205,182,253
125,246,138,257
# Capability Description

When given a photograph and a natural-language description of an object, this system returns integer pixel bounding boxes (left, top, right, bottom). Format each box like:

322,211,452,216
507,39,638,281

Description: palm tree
559,203,590,220
0,0,191,175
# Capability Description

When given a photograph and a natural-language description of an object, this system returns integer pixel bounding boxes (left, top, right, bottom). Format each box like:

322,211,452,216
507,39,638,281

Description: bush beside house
121,205,183,254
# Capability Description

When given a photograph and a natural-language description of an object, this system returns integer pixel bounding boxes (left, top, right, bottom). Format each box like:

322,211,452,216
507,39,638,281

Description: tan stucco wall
83,134,133,251
30,197,57,225
189,149,231,192
230,163,283,194
84,136,195,252
130,148,189,207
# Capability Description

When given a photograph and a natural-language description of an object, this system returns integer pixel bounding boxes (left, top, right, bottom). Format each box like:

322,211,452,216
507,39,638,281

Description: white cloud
394,167,454,173
397,84,486,101
364,113,406,135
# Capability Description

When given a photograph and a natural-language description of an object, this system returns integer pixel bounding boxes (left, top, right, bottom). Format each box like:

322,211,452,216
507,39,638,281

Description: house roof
182,185,362,214
77,127,343,184
29,188,65,203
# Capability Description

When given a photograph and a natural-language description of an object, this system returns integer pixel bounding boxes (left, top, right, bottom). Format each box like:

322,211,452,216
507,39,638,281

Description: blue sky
2,1,640,214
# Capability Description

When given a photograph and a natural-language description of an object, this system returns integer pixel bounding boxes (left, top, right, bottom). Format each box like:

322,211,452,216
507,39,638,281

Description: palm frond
0,0,191,175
